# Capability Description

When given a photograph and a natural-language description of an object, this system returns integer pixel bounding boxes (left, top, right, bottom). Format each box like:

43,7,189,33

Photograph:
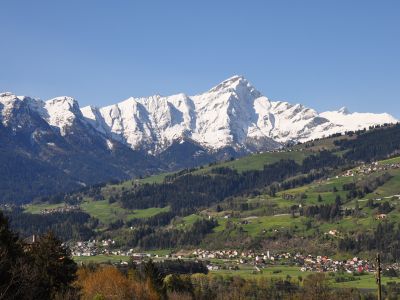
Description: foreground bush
76,266,159,300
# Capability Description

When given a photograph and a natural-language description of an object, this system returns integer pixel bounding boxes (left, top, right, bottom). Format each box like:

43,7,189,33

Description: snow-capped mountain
2,76,398,155
0,92,161,203
79,75,397,153
0,77,397,202
2,76,397,155
320,107,396,133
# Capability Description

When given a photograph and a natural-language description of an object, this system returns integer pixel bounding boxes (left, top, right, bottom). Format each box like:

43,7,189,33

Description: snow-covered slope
2,76,398,155
0,92,20,126
320,107,396,133
80,75,397,153
0,92,86,136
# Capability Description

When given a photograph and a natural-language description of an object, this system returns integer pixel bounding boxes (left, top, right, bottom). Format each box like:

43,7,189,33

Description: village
335,161,400,178
39,204,81,214
67,239,393,275
189,249,377,274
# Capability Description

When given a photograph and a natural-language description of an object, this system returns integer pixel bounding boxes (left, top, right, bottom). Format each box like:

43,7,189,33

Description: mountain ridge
84,76,395,153
2,77,397,155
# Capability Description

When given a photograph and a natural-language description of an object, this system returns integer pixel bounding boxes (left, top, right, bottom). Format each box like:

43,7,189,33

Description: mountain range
0,76,397,202
81,75,397,153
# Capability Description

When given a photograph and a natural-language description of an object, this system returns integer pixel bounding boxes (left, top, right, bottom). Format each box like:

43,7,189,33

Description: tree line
339,221,400,261
335,123,400,162
4,208,96,241
117,151,343,214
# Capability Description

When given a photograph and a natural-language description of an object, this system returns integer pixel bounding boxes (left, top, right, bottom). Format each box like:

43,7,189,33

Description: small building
376,214,387,220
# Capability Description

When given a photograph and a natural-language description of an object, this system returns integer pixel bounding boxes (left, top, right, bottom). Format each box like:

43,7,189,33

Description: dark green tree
144,259,167,299
29,232,77,299
0,211,26,299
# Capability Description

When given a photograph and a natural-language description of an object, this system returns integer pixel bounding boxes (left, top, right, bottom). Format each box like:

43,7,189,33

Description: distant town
66,239,400,275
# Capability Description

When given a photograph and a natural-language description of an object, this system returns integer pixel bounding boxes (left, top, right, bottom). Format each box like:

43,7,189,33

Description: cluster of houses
190,248,372,274
69,240,99,257
340,161,400,178
69,240,161,260
69,239,121,257
40,204,80,214
0,203,15,211
294,254,372,273
190,249,380,275
66,240,400,277
68,242,378,275
192,249,273,262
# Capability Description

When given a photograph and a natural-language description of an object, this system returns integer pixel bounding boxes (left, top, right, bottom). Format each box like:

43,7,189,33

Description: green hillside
201,161,400,240
195,150,310,173
22,125,400,252
25,199,170,225
87,131,348,190
10,124,400,294
23,152,400,258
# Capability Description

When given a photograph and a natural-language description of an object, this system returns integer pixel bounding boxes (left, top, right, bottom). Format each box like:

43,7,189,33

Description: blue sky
1,0,399,117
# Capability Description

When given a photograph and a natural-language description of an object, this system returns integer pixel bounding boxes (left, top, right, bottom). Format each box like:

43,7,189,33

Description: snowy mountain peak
46,96,80,112
0,92,21,106
208,75,261,99
0,93,20,125
36,96,83,135
338,106,350,115
209,75,244,90
0,92,15,98
0,94,52,131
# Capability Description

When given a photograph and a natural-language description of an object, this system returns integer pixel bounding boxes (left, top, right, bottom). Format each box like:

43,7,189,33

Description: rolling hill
8,124,399,263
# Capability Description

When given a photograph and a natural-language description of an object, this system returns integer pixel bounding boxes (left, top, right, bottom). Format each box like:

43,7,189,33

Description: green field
24,200,170,225
73,254,130,264
24,202,67,214
211,265,304,279
71,255,400,290
197,151,310,174
292,134,350,152
380,156,400,164
367,169,400,198
80,200,170,224
331,273,400,289
103,171,174,189
211,264,400,289
138,172,173,184
179,214,203,227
